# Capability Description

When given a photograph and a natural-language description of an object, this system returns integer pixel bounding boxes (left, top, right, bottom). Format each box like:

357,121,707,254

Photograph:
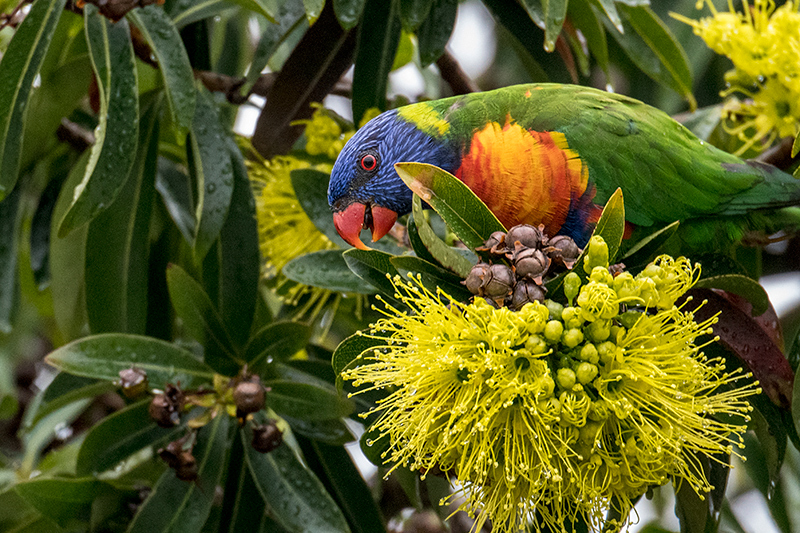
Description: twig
0,0,31,30
56,118,95,152
756,136,796,171
436,50,479,95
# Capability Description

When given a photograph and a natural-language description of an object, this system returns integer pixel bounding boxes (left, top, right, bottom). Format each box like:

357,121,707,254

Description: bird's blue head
327,109,458,249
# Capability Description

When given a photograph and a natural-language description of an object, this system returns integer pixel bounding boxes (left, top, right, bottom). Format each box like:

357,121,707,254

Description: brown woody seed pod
252,422,283,453
175,451,198,481
464,262,491,296
475,231,508,255
148,384,184,428
510,280,547,310
484,264,515,299
513,248,551,283
545,235,581,269
233,377,266,418
505,224,544,254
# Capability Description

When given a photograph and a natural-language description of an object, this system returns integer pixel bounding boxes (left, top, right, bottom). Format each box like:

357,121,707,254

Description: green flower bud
619,310,644,329
564,272,581,306
597,341,618,364
544,299,564,321
561,306,583,329
583,236,609,273
576,362,598,384
544,320,564,343
557,368,577,390
579,343,599,364
525,334,548,354
561,328,584,349
585,319,611,343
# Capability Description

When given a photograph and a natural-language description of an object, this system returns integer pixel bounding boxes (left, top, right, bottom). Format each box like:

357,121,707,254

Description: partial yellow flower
343,238,759,533
673,0,800,153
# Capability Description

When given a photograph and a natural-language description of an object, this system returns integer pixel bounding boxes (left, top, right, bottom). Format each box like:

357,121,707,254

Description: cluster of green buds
464,224,581,309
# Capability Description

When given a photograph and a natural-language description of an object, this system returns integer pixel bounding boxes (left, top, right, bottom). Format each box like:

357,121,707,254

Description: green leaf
171,0,235,29
265,379,353,421
282,415,355,445
298,438,387,533
85,96,160,335
128,6,196,130
342,249,401,302
166,263,241,375
188,88,235,262
542,0,567,52
400,0,433,31
395,162,506,250
391,255,473,301
283,250,376,293
410,196,474,277
351,0,402,122
45,333,216,389
568,0,609,77
58,6,139,236
609,5,696,108
0,186,22,334
590,187,625,263
332,331,386,379
15,478,100,528
211,140,260,348
244,0,308,89
156,158,196,243
590,0,622,32
228,0,279,21
218,430,271,533
29,372,115,428
0,0,66,200
416,0,457,66
77,399,181,476
291,168,349,248
244,425,351,533
245,321,313,366
334,0,366,29
793,128,800,158
694,274,770,316
127,414,230,533
304,0,325,21
620,220,679,268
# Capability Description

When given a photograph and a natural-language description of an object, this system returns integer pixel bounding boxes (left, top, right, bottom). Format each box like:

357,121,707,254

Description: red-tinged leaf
684,288,794,408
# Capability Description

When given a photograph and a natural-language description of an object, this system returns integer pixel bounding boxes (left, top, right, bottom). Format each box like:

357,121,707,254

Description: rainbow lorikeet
327,83,800,251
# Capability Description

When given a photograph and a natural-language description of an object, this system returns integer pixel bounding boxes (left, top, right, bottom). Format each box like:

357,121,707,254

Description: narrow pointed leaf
291,168,350,248
342,248,401,303
171,0,234,29
77,399,182,476
568,0,609,76
58,6,139,236
590,187,625,263
304,0,325,21
166,263,241,375
244,425,351,533
245,321,313,365
128,6,195,129
334,0,367,28
29,373,114,428
189,88,235,261
283,250,376,293
0,0,66,200
411,197,473,277
391,255,472,301
245,0,308,89
127,414,230,533
694,274,769,316
228,0,279,21
332,331,386,379
15,478,100,528
542,0,567,51
351,0,402,122
621,220,679,267
396,162,505,250
211,140,260,348
85,97,160,335
45,333,216,389
264,379,354,421
0,187,22,333
590,0,622,32
400,0,433,31
608,5,695,108
416,0,457,66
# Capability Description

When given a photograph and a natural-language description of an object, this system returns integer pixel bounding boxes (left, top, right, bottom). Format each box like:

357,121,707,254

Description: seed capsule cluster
465,224,581,309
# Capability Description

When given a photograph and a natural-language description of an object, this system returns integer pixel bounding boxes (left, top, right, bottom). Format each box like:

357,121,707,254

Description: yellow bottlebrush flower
673,0,800,154
342,237,759,533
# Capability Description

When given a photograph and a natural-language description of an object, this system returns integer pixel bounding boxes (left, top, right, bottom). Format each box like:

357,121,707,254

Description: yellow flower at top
673,0,800,153
342,237,759,533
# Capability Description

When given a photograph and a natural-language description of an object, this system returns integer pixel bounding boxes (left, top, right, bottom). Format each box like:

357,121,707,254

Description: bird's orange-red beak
333,203,398,250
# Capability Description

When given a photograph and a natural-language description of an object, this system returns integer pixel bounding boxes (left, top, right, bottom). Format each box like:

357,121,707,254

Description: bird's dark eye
360,153,378,172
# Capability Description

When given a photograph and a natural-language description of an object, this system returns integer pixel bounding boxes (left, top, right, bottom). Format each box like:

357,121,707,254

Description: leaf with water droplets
58,6,139,236
45,332,215,389
189,87,235,262
243,420,351,533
